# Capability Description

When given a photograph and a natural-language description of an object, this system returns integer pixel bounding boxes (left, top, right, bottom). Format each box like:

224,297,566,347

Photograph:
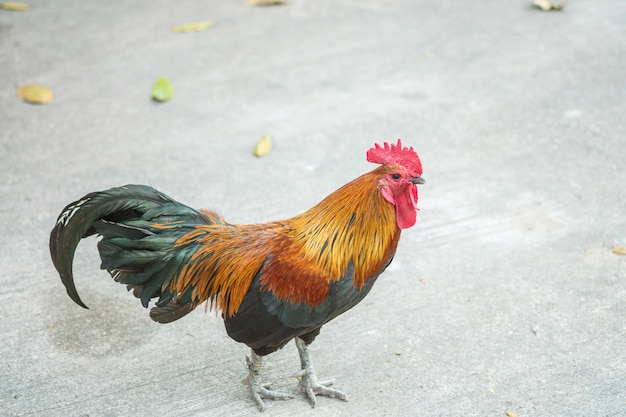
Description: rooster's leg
245,349,294,411
294,336,349,407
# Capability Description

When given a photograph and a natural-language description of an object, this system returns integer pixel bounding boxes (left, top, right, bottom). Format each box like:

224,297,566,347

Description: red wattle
394,185,418,229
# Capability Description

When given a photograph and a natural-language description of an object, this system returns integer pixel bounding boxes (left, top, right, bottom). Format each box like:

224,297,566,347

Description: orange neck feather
284,166,401,287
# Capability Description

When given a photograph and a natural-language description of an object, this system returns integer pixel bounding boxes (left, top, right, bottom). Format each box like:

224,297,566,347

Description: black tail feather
149,300,194,323
49,184,213,313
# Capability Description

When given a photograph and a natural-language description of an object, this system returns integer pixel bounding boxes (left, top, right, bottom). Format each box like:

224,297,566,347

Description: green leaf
151,77,174,102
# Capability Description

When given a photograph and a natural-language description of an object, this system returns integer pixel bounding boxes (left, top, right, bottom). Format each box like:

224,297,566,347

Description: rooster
49,139,424,410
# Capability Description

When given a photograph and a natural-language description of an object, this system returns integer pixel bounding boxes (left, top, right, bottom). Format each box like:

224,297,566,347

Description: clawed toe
294,337,349,407
249,382,293,411
314,379,347,400
298,372,349,406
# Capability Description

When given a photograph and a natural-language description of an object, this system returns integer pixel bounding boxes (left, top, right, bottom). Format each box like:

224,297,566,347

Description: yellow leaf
16,84,53,104
151,77,174,102
506,412,519,417
171,21,215,33
253,134,272,157
0,2,29,11
612,246,626,255
533,0,563,11
245,0,288,6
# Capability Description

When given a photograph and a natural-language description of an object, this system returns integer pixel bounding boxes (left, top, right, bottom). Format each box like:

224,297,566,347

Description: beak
411,176,426,185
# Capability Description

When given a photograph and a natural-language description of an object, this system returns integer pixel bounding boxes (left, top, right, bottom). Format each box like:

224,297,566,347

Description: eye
391,173,401,180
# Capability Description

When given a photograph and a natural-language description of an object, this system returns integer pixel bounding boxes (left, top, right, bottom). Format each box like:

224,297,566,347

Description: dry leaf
151,77,174,102
172,21,215,33
16,84,53,104
0,2,29,11
533,0,563,11
612,246,626,255
506,412,519,417
253,134,272,157
245,0,288,6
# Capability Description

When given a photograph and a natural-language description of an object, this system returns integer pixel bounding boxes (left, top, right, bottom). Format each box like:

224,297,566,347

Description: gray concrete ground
1,0,625,416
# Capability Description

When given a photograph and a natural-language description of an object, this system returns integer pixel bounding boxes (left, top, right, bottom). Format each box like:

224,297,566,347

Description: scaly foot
244,350,293,411
294,336,349,407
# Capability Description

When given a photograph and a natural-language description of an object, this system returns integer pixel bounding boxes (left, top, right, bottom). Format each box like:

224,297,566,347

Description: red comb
366,139,422,177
